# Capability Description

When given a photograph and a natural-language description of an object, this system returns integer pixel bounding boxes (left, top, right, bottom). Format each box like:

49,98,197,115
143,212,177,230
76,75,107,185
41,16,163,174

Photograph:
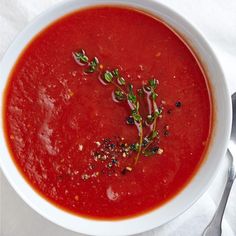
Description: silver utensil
203,92,236,236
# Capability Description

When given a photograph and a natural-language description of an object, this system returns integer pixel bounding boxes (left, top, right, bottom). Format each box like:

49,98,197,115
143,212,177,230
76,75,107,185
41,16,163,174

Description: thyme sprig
72,49,163,170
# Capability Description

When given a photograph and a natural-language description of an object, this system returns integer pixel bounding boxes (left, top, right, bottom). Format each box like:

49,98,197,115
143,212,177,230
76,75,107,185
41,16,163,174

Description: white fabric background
0,0,236,235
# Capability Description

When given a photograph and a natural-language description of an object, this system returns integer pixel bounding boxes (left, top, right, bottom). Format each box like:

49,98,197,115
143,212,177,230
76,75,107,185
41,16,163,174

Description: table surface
0,0,236,235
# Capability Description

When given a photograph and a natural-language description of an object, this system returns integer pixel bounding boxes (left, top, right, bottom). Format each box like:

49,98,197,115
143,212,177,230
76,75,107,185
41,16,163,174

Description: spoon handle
203,153,235,236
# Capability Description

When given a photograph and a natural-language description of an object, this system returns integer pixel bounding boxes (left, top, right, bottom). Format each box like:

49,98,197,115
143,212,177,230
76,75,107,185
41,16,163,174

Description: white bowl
0,0,232,235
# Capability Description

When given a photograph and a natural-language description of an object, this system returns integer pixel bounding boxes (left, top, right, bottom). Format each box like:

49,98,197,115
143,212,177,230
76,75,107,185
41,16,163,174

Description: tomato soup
4,6,212,219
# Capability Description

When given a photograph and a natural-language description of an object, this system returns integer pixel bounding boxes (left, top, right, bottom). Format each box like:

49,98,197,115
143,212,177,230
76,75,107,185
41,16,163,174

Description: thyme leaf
112,68,119,77
86,57,99,73
117,77,126,85
73,49,89,64
104,70,113,83
114,89,126,101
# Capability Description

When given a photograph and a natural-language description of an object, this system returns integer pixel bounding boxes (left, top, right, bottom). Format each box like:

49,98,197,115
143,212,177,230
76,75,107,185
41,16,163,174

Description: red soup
4,6,212,219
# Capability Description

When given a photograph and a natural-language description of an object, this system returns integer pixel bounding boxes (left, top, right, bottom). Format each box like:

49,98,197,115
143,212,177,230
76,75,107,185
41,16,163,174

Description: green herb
117,77,126,85
112,68,119,77
104,71,113,83
72,49,166,170
121,166,133,175
150,130,158,139
127,84,137,104
86,57,99,73
73,49,89,64
114,89,126,101
142,78,161,153
132,110,142,123
149,78,158,89
152,92,158,100
154,107,162,118
112,69,126,85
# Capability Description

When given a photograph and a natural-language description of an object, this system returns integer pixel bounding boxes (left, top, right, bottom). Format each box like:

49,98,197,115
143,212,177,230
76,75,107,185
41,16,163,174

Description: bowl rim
0,0,232,235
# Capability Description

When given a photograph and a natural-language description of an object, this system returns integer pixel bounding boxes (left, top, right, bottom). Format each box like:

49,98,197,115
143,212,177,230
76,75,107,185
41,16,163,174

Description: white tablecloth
0,0,236,235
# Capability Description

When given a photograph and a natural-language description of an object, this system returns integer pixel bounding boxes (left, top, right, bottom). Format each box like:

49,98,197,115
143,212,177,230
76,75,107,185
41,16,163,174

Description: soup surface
4,6,212,219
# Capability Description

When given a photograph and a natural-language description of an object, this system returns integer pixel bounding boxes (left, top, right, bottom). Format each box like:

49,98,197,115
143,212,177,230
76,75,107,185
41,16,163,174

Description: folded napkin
0,0,235,235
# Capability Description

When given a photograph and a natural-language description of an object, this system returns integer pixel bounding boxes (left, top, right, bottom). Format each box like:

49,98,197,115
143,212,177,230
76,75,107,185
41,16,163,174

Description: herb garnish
72,49,89,64
73,49,166,172
104,71,114,83
86,57,99,73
